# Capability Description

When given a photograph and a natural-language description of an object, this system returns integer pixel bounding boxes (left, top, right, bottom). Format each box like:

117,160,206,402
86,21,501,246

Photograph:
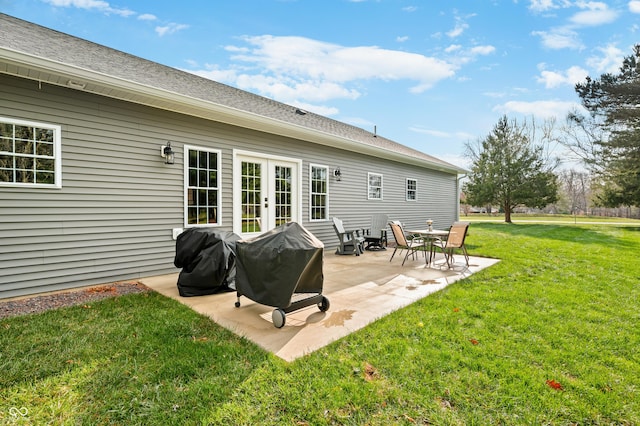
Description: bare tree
558,169,591,215
559,110,606,172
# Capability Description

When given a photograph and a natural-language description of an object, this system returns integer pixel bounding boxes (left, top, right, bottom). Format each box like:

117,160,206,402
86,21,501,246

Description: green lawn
462,213,640,224
1,223,639,425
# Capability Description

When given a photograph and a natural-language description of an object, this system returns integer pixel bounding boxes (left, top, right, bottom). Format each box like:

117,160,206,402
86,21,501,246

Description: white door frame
232,149,302,238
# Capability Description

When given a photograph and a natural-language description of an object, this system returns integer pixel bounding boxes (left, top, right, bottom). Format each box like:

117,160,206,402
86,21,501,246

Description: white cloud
630,1,640,13
409,126,475,142
138,13,156,21
227,35,456,93
224,45,250,54
569,2,618,26
586,43,625,73
528,0,573,12
447,22,468,38
402,6,418,12
236,74,362,103
446,13,476,38
342,116,375,128
396,36,409,42
409,127,452,138
483,91,507,98
289,102,339,117
494,100,581,119
43,0,134,17
445,44,495,67
528,0,558,12
187,66,239,84
531,1,617,52
536,63,588,88
531,28,583,50
155,23,189,36
185,35,462,112
469,45,496,56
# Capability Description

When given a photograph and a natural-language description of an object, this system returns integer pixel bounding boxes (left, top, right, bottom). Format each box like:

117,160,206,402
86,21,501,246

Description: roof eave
1,48,466,175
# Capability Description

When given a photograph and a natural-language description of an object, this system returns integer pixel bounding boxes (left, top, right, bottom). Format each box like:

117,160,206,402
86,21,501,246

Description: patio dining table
407,228,450,267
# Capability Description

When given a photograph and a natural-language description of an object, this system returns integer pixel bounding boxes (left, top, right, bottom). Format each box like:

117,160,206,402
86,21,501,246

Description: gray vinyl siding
1,75,183,298
0,73,458,299
299,146,458,245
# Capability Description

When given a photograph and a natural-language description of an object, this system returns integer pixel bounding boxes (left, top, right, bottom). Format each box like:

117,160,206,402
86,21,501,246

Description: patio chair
388,220,423,265
362,214,388,250
332,217,365,256
432,221,470,268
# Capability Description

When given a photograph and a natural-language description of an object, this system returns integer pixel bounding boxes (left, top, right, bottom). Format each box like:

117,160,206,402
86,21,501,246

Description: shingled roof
0,13,465,174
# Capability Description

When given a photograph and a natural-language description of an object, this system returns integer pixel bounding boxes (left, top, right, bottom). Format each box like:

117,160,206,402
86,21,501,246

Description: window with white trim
186,146,221,225
0,117,61,188
310,164,328,221
368,172,383,200
406,178,417,201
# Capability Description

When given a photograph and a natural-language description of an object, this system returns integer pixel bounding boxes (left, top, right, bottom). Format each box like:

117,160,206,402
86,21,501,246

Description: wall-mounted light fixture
333,167,342,181
161,141,175,164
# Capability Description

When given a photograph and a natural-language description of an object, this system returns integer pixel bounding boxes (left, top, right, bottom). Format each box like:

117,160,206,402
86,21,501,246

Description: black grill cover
235,222,324,308
174,228,241,297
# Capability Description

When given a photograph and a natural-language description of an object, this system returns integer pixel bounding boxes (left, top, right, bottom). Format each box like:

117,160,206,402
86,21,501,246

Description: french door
233,151,300,238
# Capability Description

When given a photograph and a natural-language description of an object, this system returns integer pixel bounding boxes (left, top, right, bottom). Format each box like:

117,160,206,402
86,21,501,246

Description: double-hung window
0,117,61,188
406,178,417,201
310,164,328,221
368,172,383,200
186,146,221,225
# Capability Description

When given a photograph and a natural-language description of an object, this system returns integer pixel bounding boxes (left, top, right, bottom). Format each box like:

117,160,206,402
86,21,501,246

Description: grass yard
1,223,639,425
462,213,640,224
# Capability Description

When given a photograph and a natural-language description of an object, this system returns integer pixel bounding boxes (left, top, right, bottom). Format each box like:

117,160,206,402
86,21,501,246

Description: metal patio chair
432,221,470,268
388,220,424,265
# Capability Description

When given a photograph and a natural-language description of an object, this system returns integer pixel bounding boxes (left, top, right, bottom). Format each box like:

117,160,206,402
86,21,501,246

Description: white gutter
1,47,467,175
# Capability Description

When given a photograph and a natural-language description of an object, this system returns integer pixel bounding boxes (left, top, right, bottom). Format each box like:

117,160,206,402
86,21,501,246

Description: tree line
463,45,640,222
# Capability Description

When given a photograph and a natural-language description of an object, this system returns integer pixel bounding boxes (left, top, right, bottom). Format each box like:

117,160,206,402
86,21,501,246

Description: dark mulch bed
0,282,152,320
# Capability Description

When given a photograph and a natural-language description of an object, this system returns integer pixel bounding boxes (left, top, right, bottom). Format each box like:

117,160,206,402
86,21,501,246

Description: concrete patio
142,249,499,362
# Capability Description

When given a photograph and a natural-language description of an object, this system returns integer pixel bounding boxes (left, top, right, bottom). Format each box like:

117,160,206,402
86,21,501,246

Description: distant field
461,214,640,224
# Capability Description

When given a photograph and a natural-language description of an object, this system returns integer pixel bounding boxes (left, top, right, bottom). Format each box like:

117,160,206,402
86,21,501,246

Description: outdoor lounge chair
362,214,388,250
432,221,470,268
388,220,423,265
332,217,365,256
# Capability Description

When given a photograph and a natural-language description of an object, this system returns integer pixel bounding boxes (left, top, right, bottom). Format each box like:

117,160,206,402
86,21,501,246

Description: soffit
0,47,467,175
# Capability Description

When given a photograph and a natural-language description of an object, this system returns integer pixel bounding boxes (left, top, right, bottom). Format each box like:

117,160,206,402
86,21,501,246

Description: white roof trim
1,46,466,174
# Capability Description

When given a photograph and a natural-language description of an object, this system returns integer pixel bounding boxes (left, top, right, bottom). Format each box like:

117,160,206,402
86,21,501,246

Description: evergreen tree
575,45,640,207
463,116,558,223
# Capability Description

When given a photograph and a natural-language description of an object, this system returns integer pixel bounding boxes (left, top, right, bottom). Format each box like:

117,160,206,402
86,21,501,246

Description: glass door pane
235,153,299,237
273,165,292,227
241,160,263,233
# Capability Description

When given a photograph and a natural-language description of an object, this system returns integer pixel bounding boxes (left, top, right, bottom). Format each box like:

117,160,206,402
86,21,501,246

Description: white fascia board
1,48,466,175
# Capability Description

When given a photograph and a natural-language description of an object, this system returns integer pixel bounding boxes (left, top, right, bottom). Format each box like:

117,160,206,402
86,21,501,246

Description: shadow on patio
142,249,499,362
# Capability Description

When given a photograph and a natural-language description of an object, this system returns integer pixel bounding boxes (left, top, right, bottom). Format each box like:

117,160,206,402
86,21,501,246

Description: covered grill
173,228,240,297
234,222,329,328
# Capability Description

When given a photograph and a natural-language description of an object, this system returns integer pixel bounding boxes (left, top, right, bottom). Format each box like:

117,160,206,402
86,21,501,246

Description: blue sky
3,0,639,168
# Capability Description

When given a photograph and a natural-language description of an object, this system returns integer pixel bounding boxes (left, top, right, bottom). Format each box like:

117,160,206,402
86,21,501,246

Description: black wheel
272,308,286,328
318,296,330,312
234,301,241,308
